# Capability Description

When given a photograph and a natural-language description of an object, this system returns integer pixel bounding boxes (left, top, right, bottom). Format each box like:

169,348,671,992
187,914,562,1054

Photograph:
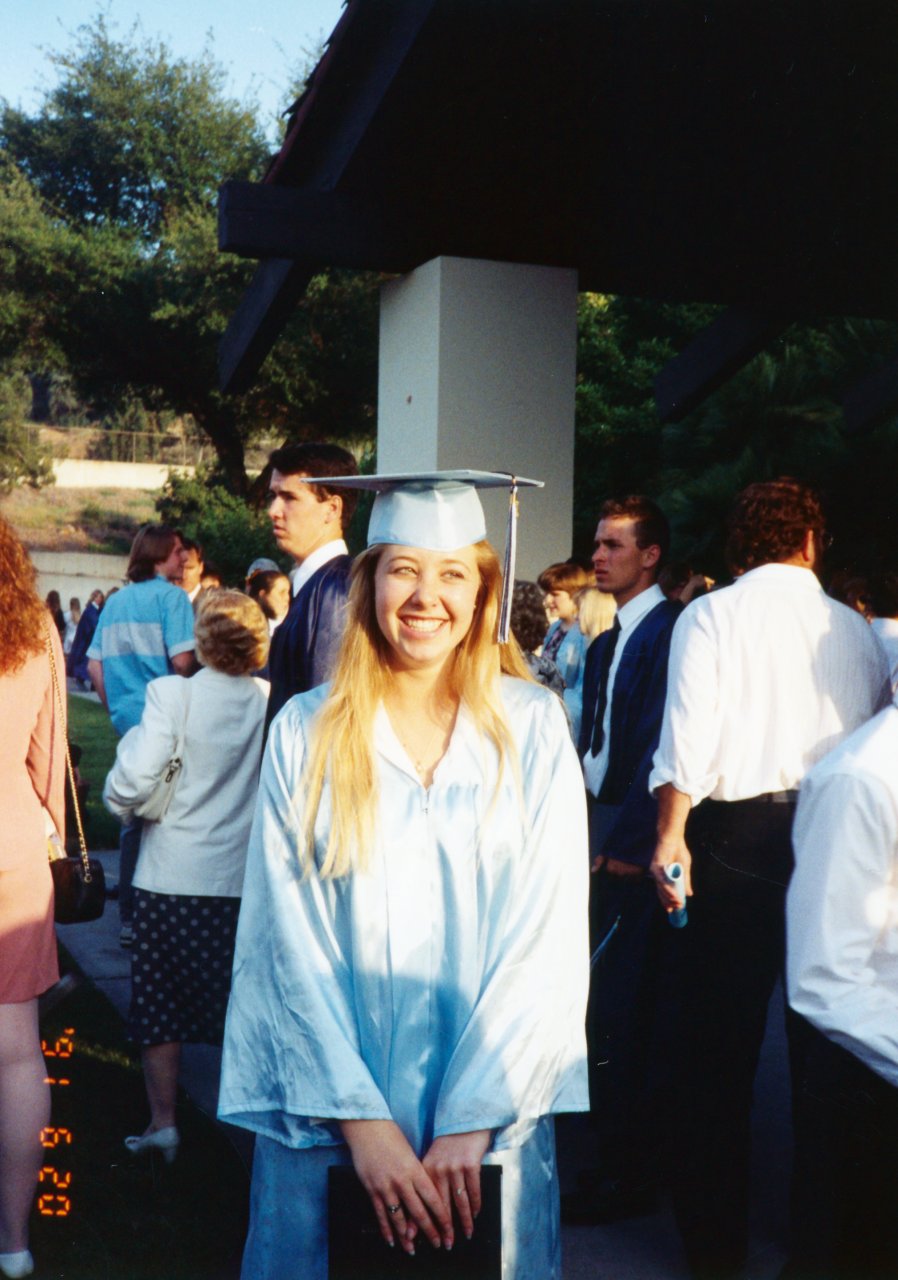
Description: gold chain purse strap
44,622,91,881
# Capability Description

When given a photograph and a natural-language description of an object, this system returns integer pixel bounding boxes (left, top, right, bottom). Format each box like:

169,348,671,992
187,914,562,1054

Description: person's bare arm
649,783,694,909
87,658,107,709
170,650,197,677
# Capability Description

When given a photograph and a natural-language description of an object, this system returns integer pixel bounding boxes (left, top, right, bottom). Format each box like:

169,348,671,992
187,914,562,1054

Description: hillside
1,484,157,554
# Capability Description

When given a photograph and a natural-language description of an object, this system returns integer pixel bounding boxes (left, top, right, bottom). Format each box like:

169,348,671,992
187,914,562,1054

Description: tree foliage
155,468,282,587
0,369,53,492
2,15,264,241
0,16,381,494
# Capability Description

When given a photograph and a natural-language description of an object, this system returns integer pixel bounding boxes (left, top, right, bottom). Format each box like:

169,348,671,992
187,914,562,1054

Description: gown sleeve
218,695,393,1146
433,692,590,1138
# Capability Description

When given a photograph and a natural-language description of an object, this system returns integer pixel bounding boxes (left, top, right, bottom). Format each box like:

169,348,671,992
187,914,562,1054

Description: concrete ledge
53,459,195,490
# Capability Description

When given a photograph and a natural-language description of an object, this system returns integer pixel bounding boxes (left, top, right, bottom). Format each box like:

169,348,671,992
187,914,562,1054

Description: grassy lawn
67,695,120,849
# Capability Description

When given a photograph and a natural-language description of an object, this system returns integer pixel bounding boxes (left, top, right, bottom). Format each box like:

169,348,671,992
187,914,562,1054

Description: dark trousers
671,797,802,1280
787,1033,898,1280
587,860,683,1188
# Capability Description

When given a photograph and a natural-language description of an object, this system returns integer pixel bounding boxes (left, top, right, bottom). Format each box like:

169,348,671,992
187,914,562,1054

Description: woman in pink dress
0,515,65,1279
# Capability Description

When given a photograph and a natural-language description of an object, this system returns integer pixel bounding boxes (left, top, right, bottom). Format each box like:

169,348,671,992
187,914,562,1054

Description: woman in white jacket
104,589,270,1163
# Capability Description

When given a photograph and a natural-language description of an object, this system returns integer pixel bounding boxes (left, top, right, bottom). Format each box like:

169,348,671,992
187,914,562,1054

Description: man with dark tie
563,495,681,1224
264,442,359,728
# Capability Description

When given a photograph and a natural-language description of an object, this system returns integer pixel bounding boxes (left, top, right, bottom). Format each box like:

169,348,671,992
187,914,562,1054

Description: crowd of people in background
3,455,898,1280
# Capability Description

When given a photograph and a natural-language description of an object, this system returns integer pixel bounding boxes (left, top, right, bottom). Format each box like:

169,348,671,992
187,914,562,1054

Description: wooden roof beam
654,308,791,423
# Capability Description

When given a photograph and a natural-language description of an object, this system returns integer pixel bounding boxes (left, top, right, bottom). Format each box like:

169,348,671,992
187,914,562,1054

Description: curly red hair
0,515,47,675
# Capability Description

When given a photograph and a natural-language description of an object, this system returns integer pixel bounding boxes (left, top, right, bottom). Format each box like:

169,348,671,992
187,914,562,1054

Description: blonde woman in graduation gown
220,474,590,1279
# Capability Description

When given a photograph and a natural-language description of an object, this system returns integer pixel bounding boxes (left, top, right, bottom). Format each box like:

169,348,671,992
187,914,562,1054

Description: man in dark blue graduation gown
264,442,359,729
563,495,682,1224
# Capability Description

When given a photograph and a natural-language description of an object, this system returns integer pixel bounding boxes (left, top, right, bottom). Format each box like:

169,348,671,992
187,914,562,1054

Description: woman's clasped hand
340,1119,491,1253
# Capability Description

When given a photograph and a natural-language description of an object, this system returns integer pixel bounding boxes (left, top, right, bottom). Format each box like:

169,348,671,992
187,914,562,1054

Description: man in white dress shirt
786,701,898,1278
263,442,359,727
649,477,890,1279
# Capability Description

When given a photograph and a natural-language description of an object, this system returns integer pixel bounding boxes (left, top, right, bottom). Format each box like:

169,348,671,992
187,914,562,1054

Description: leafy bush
155,467,284,585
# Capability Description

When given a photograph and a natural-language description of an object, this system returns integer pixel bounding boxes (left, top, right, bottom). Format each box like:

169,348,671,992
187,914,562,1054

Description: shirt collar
292,539,349,596
616,581,666,632
736,562,823,592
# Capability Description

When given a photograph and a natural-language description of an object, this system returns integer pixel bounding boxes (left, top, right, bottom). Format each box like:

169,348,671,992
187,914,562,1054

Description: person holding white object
649,477,890,1280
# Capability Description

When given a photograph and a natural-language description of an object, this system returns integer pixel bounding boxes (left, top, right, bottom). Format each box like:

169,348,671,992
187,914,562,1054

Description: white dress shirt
583,583,665,798
649,563,890,804
291,539,349,596
871,616,898,692
787,701,898,1087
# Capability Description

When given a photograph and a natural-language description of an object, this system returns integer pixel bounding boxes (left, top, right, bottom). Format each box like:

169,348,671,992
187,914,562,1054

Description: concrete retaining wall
33,550,129,605
52,459,194,490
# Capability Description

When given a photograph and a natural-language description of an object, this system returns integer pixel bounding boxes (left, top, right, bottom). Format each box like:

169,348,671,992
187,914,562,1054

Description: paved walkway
57,849,792,1279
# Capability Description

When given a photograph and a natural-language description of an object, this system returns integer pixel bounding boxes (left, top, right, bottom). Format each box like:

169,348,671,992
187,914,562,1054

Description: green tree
0,16,382,494
573,293,717,556
155,468,282,586
0,368,53,491
2,15,264,242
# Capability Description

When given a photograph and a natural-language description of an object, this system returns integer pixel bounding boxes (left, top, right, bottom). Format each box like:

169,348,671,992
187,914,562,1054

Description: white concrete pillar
377,256,578,580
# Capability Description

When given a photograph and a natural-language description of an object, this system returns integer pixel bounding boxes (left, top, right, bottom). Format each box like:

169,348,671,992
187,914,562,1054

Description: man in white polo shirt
649,477,890,1279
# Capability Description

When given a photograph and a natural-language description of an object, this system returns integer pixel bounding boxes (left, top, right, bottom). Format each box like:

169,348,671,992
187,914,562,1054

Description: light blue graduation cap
300,469,543,642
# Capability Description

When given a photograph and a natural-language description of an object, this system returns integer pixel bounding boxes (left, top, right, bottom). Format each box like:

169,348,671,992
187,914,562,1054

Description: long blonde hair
297,541,532,878
574,586,617,642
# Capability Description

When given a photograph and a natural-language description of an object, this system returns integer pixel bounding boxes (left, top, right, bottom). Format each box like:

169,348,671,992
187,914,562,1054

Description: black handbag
50,853,106,924
45,625,106,925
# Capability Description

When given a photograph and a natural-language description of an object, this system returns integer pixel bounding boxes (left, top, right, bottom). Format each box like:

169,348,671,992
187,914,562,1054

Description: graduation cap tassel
498,478,519,644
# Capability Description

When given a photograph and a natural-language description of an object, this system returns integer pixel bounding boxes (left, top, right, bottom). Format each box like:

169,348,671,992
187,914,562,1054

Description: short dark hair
247,569,289,600
511,580,551,653
598,495,670,565
726,478,825,574
267,442,360,529
177,534,204,561
127,525,179,583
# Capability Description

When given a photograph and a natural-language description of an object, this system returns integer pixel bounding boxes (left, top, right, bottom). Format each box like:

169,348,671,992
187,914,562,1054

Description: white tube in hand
664,862,688,929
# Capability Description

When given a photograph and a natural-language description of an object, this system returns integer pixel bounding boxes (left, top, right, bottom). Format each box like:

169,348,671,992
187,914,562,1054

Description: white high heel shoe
123,1125,180,1163
0,1250,34,1278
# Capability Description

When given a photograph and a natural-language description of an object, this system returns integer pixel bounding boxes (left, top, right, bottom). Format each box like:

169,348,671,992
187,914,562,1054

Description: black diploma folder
327,1163,502,1279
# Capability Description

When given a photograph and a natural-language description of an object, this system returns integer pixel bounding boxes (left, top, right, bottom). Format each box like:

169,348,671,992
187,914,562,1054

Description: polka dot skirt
128,888,240,1046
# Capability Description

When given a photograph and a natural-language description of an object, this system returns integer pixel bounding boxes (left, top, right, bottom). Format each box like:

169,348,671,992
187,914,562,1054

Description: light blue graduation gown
219,676,590,1279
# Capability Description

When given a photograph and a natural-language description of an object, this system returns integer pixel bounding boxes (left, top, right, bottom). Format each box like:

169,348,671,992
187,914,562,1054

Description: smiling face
592,516,660,606
543,588,577,626
374,544,481,675
267,469,343,565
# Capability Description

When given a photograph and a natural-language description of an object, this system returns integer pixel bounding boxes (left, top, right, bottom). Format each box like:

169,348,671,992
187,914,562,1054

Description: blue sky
1,0,345,137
